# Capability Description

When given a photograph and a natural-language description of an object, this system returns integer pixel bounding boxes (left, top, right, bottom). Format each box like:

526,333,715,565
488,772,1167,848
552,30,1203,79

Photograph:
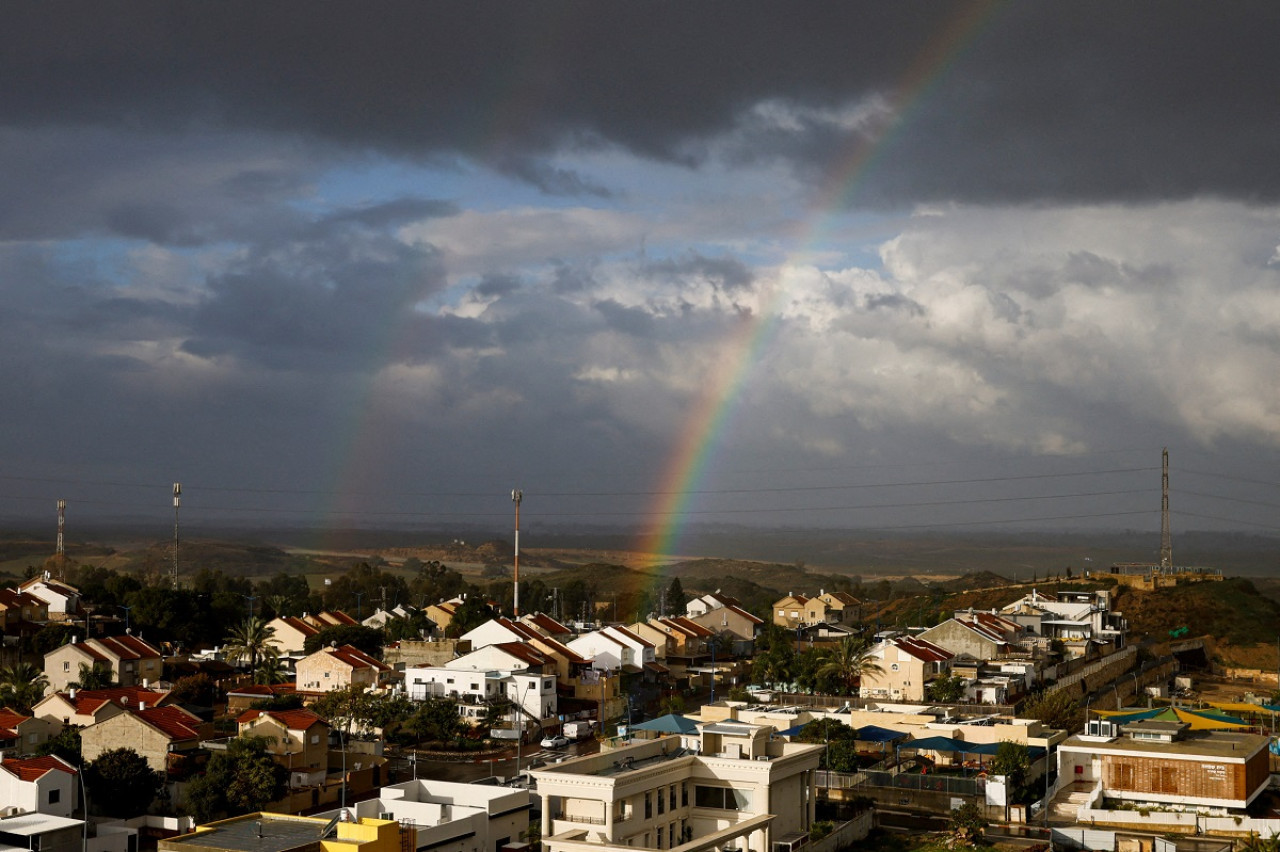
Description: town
0,549,1272,852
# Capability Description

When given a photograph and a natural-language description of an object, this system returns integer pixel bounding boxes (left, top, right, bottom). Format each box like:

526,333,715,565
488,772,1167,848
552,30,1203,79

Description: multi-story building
18,574,80,619
317,778,535,852
81,705,206,775
32,685,170,729
264,616,321,656
405,643,557,733
43,634,163,692
0,707,57,756
531,720,822,852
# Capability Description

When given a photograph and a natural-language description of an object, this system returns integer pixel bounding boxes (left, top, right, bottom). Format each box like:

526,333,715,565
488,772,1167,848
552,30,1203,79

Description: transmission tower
171,482,182,589
511,488,523,617
1160,448,1172,568
56,500,67,578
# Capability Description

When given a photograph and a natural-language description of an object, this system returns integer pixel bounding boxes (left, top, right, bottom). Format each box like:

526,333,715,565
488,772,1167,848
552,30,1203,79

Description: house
1056,718,1270,812
18,575,81,620
566,626,656,672
44,634,163,692
918,612,1022,661
32,686,170,729
305,610,360,629
158,813,401,852
771,594,810,627
859,636,954,702
294,644,388,693
999,588,1126,655
688,603,762,643
235,708,330,788
531,720,822,852
0,755,78,818
459,617,532,650
685,590,744,618
520,612,575,641
0,707,57,756
405,643,558,731
224,682,297,715
81,705,206,774
425,599,462,633
318,778,534,852
809,590,861,625
264,616,320,656
0,589,49,633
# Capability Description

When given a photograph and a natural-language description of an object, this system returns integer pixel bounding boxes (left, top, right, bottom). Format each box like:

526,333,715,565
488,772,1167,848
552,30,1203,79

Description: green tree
224,616,280,672
323,562,410,619
303,624,385,657
446,596,495,638
815,637,883,695
405,698,466,744
949,800,987,844
36,725,82,765
169,673,219,706
665,578,688,616
29,623,77,658
253,655,290,685
250,693,305,712
927,675,968,703
0,662,50,712
70,662,114,690
658,694,686,716
85,748,162,817
185,737,288,823
1021,689,1082,732
254,572,314,618
311,685,383,736
991,740,1033,820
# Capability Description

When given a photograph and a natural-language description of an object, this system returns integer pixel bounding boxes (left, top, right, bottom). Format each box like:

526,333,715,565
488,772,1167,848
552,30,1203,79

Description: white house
405,643,558,730
0,755,78,818
567,626,656,672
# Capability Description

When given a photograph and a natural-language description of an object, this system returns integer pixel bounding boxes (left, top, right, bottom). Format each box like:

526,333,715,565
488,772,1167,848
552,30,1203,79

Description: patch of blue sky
47,237,154,289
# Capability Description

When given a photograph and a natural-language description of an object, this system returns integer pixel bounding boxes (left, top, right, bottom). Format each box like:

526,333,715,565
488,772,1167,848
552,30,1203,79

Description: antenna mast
1160,448,1172,569
56,499,66,557
172,482,182,589
511,489,523,617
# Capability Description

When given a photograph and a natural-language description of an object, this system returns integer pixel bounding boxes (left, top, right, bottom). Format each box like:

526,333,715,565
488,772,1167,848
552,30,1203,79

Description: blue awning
856,725,909,743
632,713,699,734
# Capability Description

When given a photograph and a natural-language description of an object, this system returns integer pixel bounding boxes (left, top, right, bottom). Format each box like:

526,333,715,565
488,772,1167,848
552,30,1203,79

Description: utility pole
511,489,523,618
1160,448,1172,569
171,483,182,589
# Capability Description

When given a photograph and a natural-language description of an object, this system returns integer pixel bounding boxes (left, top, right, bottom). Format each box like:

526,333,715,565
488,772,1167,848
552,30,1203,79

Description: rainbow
636,0,1005,566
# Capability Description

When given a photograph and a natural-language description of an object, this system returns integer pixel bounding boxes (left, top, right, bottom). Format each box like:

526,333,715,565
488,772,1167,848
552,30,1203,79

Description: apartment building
531,720,822,852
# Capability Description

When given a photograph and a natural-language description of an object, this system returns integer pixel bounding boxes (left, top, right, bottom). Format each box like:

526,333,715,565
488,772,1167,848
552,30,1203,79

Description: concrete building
32,685,169,729
265,616,322,656
43,634,163,693
19,574,82,619
0,707,58,756
531,720,822,852
405,643,558,733
687,605,761,644
685,592,744,620
318,778,534,852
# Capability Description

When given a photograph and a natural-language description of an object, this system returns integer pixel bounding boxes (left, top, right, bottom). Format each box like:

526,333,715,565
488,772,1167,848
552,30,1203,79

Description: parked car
541,734,571,748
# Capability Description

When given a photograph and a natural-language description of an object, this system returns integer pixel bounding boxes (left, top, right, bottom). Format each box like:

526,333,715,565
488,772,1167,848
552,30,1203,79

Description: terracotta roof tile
135,706,202,741
1,755,77,781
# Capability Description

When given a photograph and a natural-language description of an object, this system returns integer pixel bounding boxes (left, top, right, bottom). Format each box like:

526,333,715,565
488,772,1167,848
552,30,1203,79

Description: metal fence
844,768,986,796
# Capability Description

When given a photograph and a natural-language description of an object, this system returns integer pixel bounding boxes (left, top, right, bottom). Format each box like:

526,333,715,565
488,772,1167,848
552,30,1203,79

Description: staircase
1047,784,1095,823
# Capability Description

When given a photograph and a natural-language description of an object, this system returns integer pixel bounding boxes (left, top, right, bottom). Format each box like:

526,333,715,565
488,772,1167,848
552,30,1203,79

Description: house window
63,661,70,672
324,671,330,678
694,786,752,811
645,792,652,819
657,790,665,815
670,785,676,810
49,789,60,804
311,734,319,744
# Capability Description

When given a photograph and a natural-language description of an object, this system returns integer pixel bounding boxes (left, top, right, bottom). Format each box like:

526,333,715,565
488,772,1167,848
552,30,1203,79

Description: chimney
68,687,77,700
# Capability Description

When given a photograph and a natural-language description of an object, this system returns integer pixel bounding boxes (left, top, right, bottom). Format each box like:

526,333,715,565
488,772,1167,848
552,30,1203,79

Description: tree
84,748,162,817
446,596,495,638
29,623,77,658
0,662,50,712
665,578,688,616
815,637,883,695
253,655,290,685
185,737,288,823
1021,689,1082,732
927,675,968,703
949,800,987,844
169,673,219,706
323,562,410,618
224,616,279,672
658,694,686,716
404,698,466,744
303,624,384,657
37,725,82,765
991,740,1033,821
70,662,114,691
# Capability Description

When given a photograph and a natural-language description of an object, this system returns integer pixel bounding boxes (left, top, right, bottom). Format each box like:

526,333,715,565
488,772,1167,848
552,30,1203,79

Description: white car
541,734,571,749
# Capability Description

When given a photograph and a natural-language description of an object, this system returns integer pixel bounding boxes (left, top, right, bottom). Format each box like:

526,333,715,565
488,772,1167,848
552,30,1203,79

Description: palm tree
0,661,50,712
252,655,289,685
815,636,883,695
224,616,279,673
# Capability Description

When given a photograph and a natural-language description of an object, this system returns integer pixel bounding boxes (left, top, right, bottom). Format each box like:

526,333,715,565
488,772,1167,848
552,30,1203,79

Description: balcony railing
551,812,607,826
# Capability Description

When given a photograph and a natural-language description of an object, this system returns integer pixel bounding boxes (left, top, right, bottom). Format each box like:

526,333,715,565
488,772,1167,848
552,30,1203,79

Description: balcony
551,811,607,826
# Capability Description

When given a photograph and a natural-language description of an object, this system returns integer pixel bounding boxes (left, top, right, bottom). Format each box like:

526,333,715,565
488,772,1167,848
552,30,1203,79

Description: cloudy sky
3,2,1279,544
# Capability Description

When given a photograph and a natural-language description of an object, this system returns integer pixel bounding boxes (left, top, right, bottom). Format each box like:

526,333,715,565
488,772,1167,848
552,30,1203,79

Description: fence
856,768,986,797
808,811,873,852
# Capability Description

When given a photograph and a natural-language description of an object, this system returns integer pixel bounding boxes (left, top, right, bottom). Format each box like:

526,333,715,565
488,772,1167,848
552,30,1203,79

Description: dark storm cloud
5,3,1279,205
643,255,755,291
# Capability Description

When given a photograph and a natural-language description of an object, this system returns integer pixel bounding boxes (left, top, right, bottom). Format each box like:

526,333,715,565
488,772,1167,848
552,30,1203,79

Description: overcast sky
3,2,1279,544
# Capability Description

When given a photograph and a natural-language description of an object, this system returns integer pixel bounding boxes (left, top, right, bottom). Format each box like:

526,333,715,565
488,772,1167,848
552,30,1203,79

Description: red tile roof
325,644,389,671
0,589,46,609
68,642,111,663
237,708,327,731
279,616,320,636
135,706,202,741
1,755,77,781
605,624,655,648
523,612,572,635
61,686,169,714
0,707,30,729
893,636,954,663
493,641,551,668
226,682,297,697
319,611,359,626
723,604,763,625
94,634,161,660
528,633,590,664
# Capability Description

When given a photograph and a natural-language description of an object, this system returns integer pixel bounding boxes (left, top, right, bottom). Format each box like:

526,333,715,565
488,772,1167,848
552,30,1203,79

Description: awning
632,713,699,734
856,724,909,743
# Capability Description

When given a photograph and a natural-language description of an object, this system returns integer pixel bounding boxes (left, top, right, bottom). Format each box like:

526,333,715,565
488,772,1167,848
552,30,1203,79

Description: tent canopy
632,714,699,734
